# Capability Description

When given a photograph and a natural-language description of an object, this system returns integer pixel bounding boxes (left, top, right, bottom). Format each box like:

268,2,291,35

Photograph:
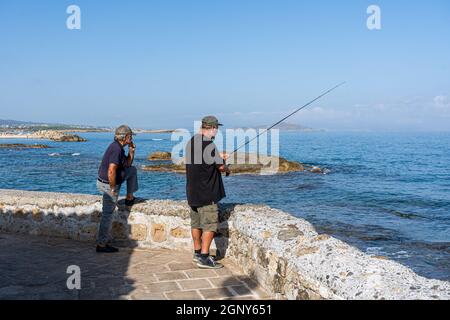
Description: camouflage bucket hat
201,116,223,128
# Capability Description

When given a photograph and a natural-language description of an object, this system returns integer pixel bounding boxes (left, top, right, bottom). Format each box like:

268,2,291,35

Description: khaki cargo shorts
190,203,219,232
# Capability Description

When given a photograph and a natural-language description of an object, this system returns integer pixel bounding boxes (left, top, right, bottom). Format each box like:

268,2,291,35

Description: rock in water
310,166,323,174
226,153,304,174
56,135,86,142
0,144,51,149
31,130,87,142
142,152,305,175
147,151,172,161
142,163,186,173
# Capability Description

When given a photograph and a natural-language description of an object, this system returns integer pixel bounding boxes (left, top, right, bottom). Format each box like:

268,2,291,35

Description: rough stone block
112,221,128,239
13,209,28,219
81,225,97,236
296,246,319,257
313,234,331,242
90,211,102,223
151,223,166,242
170,227,189,238
277,225,304,241
262,231,272,239
32,209,43,222
130,224,148,241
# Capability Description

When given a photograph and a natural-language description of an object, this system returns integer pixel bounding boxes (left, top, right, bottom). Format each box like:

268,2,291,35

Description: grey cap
115,125,135,137
201,116,223,128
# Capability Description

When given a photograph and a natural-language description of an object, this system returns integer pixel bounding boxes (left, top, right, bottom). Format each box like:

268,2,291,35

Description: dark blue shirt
98,140,126,185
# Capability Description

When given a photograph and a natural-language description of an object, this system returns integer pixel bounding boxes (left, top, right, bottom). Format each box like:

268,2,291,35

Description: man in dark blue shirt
96,125,139,253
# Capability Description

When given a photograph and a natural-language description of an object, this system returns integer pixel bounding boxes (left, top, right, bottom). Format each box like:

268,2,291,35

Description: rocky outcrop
147,151,172,161
0,144,51,149
31,130,87,142
0,189,449,300
141,152,325,175
56,135,86,142
142,163,187,173
230,154,304,174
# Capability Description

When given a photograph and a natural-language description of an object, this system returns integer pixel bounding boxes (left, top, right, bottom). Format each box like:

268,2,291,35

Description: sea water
1,131,449,280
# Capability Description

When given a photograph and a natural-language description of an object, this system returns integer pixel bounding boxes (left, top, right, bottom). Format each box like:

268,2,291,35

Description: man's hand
126,141,136,167
219,152,229,161
110,188,118,197
218,164,231,174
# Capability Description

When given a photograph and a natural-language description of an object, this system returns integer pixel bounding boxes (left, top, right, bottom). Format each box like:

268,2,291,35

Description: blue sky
0,0,449,131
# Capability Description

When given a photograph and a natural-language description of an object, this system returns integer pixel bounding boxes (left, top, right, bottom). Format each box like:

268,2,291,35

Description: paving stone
214,268,234,276
228,285,253,296
125,274,158,285
127,263,169,275
208,277,244,288
165,290,203,300
130,292,166,300
146,281,180,293
199,288,234,299
222,296,257,300
185,269,218,279
177,279,212,290
168,262,197,271
155,271,188,281
79,288,114,300
0,232,271,300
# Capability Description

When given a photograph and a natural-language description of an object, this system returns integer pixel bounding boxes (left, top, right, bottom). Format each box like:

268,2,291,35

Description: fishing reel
219,163,231,176
225,164,231,177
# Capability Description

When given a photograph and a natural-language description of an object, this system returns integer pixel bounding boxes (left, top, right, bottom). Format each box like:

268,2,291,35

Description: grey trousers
96,166,139,245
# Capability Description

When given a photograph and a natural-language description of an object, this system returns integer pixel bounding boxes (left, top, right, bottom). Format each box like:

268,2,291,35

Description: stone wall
0,189,449,300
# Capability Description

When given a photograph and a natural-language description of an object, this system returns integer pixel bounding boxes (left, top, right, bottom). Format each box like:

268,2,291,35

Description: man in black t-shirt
186,116,230,269
96,125,139,253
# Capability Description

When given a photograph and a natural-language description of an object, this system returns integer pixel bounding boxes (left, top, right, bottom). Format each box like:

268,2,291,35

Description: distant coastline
0,129,178,139
0,118,180,140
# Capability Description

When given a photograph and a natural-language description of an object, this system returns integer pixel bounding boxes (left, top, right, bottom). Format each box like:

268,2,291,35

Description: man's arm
216,152,230,173
108,163,118,193
125,142,136,167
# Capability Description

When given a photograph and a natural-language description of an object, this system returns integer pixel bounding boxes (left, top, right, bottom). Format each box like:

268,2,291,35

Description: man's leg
191,228,202,252
96,181,119,250
190,207,203,262
124,166,139,201
196,204,223,268
200,231,215,255
199,203,219,254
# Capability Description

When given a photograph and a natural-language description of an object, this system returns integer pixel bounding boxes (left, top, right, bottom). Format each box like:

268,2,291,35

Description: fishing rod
224,82,346,175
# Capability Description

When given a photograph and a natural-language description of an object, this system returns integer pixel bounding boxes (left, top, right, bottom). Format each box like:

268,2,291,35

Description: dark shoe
193,253,202,262
125,197,136,206
197,255,223,269
96,244,119,253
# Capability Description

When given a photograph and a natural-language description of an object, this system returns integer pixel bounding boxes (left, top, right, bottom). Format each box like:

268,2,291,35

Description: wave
151,138,164,141
49,152,81,157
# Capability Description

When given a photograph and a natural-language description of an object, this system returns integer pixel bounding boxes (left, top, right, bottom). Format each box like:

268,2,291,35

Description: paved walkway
0,233,270,300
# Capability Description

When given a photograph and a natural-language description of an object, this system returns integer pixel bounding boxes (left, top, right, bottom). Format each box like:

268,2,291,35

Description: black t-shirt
98,140,126,185
185,134,226,207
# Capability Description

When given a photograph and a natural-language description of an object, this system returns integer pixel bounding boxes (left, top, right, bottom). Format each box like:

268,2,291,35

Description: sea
1,131,449,281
